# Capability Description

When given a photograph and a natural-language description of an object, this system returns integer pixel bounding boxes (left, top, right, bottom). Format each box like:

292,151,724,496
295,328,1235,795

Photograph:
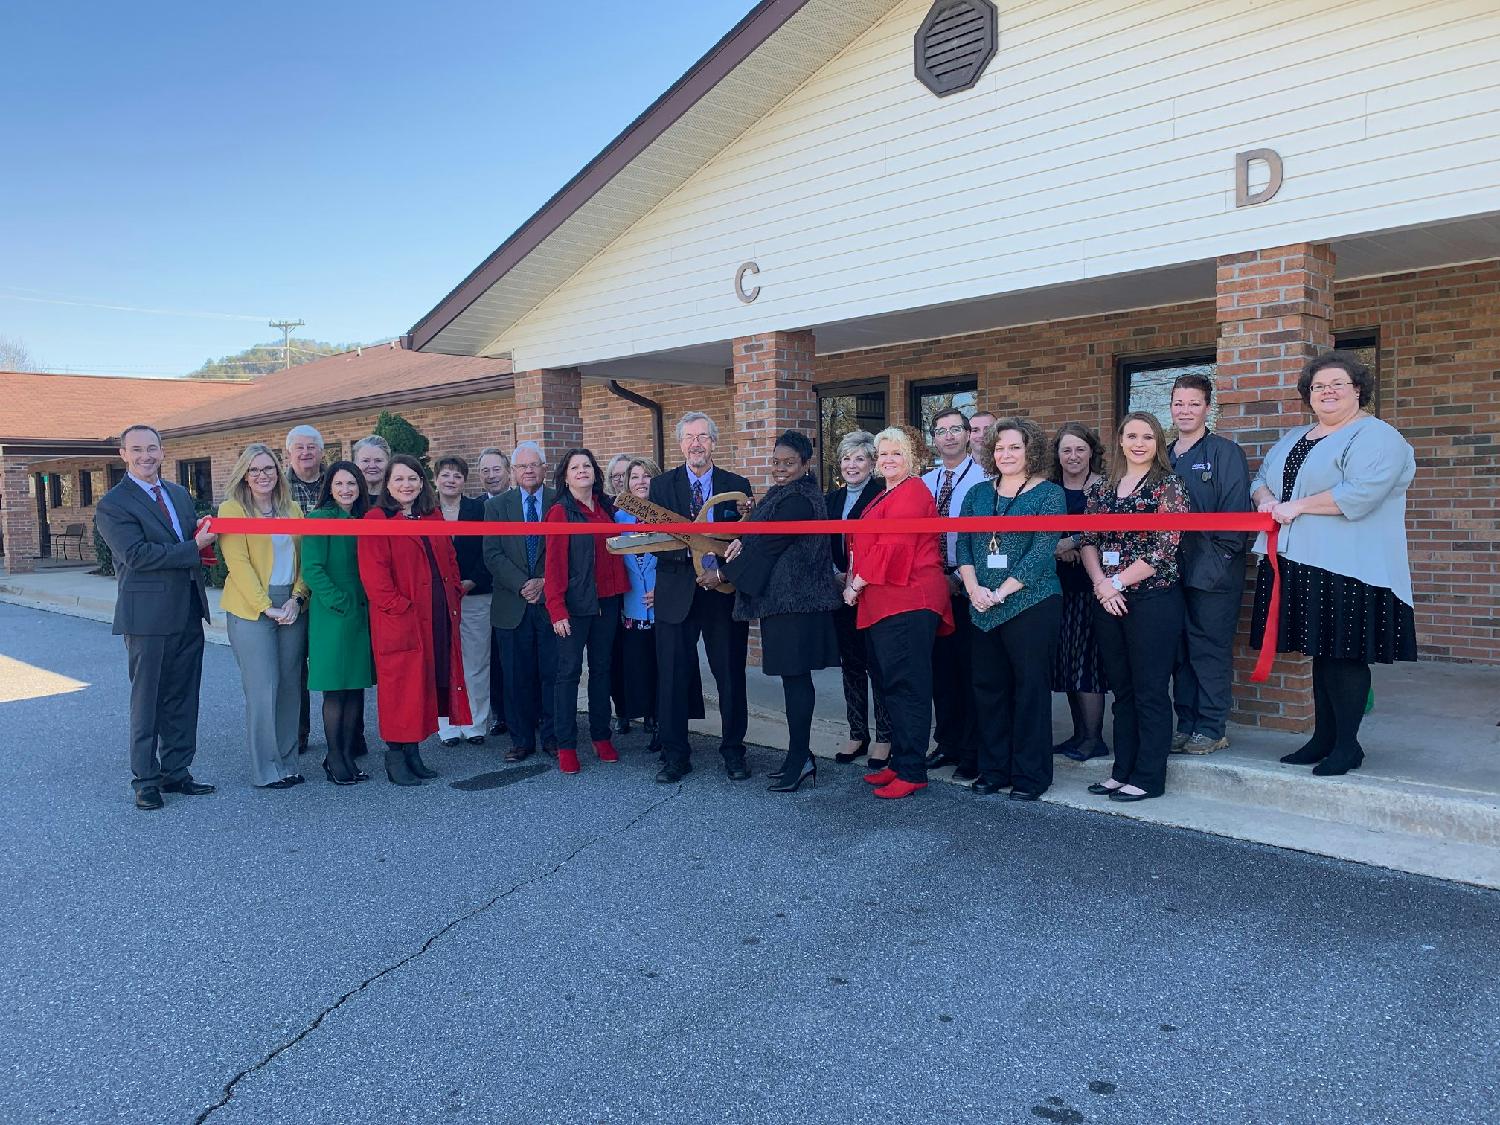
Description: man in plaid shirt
284,425,326,752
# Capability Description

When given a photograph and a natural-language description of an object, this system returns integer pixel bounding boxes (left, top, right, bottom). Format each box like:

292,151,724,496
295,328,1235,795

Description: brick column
731,331,818,492
512,368,582,466
1,457,39,574
1215,242,1335,732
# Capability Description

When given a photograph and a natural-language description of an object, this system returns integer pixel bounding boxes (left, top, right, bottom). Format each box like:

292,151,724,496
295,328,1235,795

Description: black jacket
648,464,752,625
825,477,885,573
93,479,210,636
451,495,492,595
1169,430,1251,592
726,474,839,622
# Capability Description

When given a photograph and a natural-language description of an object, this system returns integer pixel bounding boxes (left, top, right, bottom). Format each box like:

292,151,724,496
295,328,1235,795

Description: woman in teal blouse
957,417,1065,800
301,461,376,784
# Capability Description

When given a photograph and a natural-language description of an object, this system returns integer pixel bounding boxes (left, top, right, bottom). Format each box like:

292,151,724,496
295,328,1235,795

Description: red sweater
543,495,630,623
848,476,954,633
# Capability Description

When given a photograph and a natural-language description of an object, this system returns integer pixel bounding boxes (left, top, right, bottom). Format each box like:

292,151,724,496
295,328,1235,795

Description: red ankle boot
592,739,619,763
863,767,897,786
557,749,581,774
874,778,927,800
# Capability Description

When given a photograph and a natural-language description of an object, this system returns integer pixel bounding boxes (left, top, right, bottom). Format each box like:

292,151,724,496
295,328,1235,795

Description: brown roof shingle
159,343,513,434
0,371,248,444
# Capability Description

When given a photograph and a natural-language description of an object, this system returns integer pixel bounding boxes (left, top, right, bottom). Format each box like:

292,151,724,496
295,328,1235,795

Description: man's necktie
151,485,180,540
690,478,704,520
934,469,955,561
525,493,540,573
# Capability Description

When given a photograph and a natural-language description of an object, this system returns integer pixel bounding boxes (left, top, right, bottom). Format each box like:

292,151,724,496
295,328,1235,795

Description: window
818,380,888,487
80,471,94,507
909,376,978,455
1118,330,1379,431
47,473,62,508
107,464,126,489
176,458,213,502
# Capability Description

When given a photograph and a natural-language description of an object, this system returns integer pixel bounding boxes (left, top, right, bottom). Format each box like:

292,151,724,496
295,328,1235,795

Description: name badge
987,553,1007,570
1103,550,1121,567
1191,462,1211,471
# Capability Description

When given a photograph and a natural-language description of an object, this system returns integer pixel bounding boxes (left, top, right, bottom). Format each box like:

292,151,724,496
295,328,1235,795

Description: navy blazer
648,464,752,625
450,495,492,595
825,478,885,572
93,478,209,636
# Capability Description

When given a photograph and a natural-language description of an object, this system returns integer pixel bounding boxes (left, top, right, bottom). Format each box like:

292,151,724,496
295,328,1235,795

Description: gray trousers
226,584,308,786
123,611,206,793
1172,573,1246,740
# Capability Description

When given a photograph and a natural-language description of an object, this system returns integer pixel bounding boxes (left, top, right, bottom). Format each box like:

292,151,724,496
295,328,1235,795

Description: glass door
818,380,888,487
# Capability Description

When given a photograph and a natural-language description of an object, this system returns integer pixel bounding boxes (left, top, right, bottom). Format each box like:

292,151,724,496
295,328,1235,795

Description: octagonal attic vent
914,0,998,97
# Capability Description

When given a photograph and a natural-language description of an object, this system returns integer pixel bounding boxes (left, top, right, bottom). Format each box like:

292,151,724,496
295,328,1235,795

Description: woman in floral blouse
1081,411,1189,801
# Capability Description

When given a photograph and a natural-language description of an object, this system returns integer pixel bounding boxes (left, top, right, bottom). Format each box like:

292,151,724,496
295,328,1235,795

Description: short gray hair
352,435,392,458
477,446,510,468
285,424,324,450
836,429,876,463
674,411,719,444
512,440,545,464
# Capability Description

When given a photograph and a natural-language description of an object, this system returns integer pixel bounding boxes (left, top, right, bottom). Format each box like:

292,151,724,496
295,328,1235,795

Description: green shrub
92,523,114,576
373,410,431,473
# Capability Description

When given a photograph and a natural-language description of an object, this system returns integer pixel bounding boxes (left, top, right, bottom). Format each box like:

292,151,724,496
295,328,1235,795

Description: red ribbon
207,511,1282,681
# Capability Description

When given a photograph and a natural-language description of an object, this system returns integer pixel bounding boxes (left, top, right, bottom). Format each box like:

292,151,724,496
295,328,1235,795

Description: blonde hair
872,426,920,481
624,456,662,482
225,443,294,516
604,453,636,496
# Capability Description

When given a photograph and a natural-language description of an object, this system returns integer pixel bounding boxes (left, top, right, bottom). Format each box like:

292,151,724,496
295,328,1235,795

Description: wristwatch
1109,576,1125,593
293,593,307,606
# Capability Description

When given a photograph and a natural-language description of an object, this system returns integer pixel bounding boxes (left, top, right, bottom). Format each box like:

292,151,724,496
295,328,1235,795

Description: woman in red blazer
357,455,471,785
845,426,954,800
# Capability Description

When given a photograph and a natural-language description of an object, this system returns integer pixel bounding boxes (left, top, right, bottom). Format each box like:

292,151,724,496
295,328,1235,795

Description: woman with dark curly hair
956,417,1066,800
1250,350,1417,777
1049,422,1110,761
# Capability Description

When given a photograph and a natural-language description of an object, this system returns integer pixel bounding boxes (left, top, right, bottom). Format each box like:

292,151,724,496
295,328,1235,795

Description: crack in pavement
191,785,683,1124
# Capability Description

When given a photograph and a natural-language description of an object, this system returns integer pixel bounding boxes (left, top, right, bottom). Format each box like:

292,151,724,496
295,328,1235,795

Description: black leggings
1309,656,1371,762
780,672,816,772
322,689,364,777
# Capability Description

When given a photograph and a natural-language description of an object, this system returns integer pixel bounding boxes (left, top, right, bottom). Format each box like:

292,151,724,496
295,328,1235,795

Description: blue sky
1,0,754,376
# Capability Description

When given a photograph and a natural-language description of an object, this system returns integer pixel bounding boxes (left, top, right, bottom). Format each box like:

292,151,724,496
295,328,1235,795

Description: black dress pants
1092,586,1183,797
497,602,558,753
123,611,206,793
931,591,978,767
971,596,1062,795
553,597,620,750
834,603,891,743
656,587,749,770
1172,563,1246,740
866,610,939,783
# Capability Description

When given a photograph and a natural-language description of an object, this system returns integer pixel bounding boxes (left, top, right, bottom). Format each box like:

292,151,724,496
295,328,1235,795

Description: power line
267,319,305,370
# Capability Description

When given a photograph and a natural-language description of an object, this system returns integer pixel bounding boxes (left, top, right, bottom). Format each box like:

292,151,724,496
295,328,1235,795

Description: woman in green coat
301,460,376,784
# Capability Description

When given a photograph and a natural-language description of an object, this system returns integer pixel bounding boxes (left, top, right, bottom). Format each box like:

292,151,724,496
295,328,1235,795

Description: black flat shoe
656,764,691,784
1052,735,1081,756
724,761,751,782
1108,789,1158,802
1281,742,1332,765
440,736,460,747
1008,789,1042,802
134,788,164,810
160,777,215,795
1087,781,1123,796
864,755,890,772
288,774,306,786
834,739,869,765
970,778,1006,796
259,778,297,790
465,734,486,745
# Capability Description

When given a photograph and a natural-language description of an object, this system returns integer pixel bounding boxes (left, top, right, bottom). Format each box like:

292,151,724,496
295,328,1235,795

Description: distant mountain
187,338,359,380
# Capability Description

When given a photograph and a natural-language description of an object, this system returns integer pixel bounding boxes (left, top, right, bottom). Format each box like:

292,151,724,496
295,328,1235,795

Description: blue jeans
496,602,558,752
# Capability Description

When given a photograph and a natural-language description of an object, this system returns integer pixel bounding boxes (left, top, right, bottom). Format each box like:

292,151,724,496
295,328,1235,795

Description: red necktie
151,485,179,539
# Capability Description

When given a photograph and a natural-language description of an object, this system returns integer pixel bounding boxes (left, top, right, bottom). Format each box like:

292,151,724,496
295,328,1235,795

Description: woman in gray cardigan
1249,350,1417,777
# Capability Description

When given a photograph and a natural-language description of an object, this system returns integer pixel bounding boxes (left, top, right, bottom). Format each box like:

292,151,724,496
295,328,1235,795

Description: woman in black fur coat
722,430,841,792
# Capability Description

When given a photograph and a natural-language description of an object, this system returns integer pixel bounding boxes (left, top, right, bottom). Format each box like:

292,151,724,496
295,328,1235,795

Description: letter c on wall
735,261,761,304
1236,148,1284,208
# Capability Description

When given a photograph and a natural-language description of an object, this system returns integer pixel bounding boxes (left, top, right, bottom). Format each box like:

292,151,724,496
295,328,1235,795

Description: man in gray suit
93,423,218,810
482,441,558,763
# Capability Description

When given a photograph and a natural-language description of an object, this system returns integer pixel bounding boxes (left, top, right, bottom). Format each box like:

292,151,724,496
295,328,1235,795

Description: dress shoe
557,749,581,774
1280,740,1331,765
925,748,960,770
465,734,486,746
322,759,358,786
874,778,927,799
259,777,298,790
1087,781,1123,796
1108,789,1157,802
768,759,816,793
287,774,306,786
488,718,508,736
134,787,164,810
834,738,869,765
592,739,620,763
724,760,751,782
970,778,1006,796
1064,738,1111,763
440,736,461,747
1008,789,1042,802
1312,749,1363,777
161,777,215,795
954,764,979,781
1053,734,1082,756
504,746,535,763
863,767,897,786
655,763,691,784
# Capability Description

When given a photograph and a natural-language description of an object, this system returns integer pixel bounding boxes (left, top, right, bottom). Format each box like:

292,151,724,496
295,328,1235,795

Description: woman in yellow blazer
219,443,311,789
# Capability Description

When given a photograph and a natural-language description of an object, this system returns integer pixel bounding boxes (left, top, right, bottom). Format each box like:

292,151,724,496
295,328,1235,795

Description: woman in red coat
844,426,953,800
357,454,471,785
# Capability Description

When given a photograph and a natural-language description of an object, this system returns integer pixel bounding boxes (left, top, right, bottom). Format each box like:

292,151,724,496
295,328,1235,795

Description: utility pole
268,319,304,370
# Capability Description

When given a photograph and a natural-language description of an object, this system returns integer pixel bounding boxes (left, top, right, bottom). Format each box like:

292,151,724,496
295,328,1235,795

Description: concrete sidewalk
5,564,1498,888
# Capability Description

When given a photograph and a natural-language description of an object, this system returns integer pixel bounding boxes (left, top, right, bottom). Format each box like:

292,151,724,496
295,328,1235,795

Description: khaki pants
439,593,491,739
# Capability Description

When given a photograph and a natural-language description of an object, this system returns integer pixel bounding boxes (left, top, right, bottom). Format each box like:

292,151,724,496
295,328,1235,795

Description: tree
186,338,355,380
0,335,43,372
373,411,430,473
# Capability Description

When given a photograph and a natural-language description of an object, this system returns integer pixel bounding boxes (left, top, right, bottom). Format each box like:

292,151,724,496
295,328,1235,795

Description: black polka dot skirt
1250,556,1417,663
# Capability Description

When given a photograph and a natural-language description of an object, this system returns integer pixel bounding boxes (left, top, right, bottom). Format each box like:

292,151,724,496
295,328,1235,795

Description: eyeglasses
1309,381,1354,394
247,466,279,477
933,426,966,437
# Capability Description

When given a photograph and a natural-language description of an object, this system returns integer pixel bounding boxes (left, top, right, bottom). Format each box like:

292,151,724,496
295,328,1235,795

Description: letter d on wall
1236,148,1283,208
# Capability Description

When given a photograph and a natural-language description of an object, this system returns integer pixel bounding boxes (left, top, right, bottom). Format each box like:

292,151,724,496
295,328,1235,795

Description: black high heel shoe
769,759,816,793
834,738,869,765
322,758,358,786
